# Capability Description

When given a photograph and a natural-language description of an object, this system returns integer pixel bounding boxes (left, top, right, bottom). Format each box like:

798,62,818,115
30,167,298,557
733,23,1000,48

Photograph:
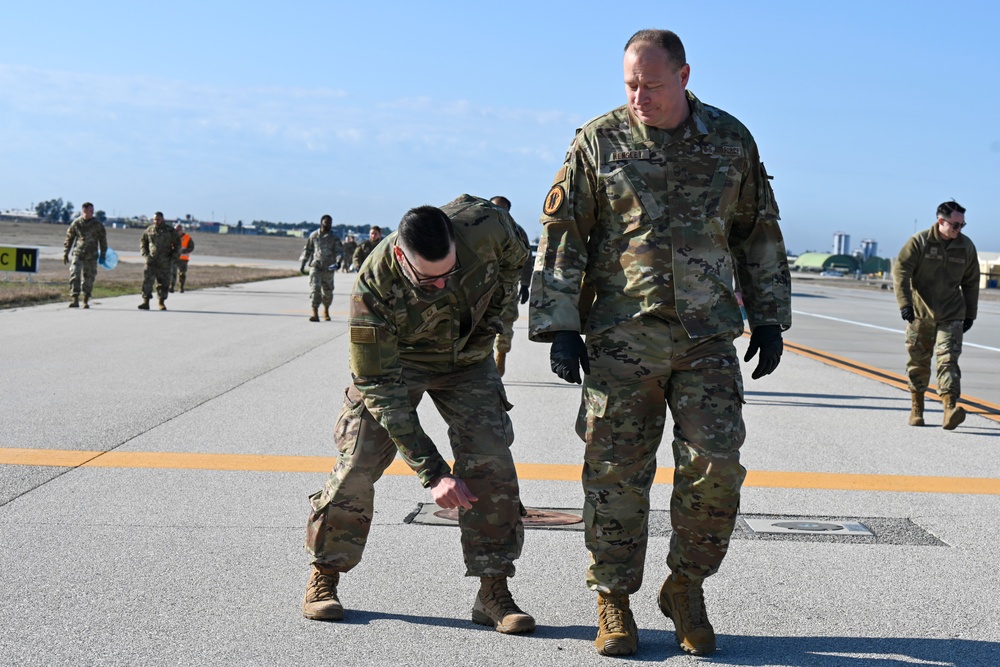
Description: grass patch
1,259,299,309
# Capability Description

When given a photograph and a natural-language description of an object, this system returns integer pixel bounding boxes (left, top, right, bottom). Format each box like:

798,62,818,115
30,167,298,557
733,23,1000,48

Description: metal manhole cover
433,508,583,526
742,518,874,536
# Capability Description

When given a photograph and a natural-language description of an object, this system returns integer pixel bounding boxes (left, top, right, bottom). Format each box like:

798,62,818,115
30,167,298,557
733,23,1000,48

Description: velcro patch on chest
350,326,377,344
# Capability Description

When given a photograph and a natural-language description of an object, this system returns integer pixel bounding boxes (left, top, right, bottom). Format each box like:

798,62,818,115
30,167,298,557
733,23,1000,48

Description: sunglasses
939,218,967,230
398,248,461,285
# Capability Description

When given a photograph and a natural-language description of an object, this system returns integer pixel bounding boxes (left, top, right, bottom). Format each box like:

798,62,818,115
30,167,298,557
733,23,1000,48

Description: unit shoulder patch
542,185,565,216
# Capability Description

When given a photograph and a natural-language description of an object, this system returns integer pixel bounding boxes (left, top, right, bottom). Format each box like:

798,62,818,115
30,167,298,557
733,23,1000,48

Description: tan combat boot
595,592,638,656
158,299,167,311
309,307,320,323
323,306,331,321
138,298,150,310
472,576,535,634
495,350,506,376
909,392,925,426
302,564,344,620
69,296,80,308
658,573,715,655
941,394,966,430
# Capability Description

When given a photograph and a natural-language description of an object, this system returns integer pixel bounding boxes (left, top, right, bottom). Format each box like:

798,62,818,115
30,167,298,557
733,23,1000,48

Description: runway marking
2,448,998,495
792,310,1000,352
744,333,1000,423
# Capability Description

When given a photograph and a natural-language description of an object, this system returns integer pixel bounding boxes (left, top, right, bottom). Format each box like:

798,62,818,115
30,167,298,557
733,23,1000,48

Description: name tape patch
608,150,650,162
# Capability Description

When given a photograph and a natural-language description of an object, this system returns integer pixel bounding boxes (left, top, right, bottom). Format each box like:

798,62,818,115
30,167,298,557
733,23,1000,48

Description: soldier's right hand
430,475,478,510
62,254,69,265
900,306,915,323
550,331,590,384
300,264,308,275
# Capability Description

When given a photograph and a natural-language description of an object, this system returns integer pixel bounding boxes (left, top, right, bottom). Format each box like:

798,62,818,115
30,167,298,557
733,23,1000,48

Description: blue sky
2,1,998,257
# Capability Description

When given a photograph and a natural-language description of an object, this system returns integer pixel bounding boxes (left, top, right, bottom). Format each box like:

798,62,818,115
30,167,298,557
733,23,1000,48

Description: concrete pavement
1,275,998,666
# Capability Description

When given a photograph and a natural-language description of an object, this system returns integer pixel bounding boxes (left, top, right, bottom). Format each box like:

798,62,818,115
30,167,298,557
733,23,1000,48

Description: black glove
744,324,783,380
99,254,106,263
519,285,530,305
550,331,590,384
300,263,308,275
963,319,974,333
900,306,914,323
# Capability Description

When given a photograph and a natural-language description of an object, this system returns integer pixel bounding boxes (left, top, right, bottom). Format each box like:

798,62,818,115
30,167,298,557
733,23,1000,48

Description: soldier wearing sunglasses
893,200,980,430
301,195,533,635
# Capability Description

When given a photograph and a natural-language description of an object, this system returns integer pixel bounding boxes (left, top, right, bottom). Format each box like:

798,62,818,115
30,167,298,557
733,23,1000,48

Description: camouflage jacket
342,240,358,263
353,237,383,271
348,194,528,485
529,91,791,341
64,217,108,260
301,230,344,270
512,220,533,288
140,223,181,262
893,225,979,322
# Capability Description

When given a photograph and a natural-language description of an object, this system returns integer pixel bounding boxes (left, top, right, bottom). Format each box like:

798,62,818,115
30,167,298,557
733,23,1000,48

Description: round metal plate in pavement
772,521,845,532
433,508,583,526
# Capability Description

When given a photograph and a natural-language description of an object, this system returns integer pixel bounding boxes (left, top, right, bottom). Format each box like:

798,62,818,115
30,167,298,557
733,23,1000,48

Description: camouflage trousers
305,359,524,577
494,295,520,354
171,260,189,290
578,317,746,593
142,259,172,301
68,255,98,298
905,318,964,396
308,268,335,307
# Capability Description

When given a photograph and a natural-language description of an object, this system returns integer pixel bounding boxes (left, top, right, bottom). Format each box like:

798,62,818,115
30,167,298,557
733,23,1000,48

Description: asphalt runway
1,274,998,666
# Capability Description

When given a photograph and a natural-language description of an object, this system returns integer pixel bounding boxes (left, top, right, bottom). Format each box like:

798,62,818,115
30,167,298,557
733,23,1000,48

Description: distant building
833,231,850,255
860,238,877,260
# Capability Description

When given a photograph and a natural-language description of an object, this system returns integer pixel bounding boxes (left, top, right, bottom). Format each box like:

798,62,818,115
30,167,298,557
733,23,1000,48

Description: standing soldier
352,224,384,271
63,202,107,309
171,223,195,293
529,29,791,657
138,212,181,311
301,195,533,634
489,196,533,376
341,234,357,272
892,200,979,430
299,214,344,322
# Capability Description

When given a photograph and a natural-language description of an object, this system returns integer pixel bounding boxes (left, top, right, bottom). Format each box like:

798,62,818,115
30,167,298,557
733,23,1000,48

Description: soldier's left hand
744,324,783,380
430,475,478,510
62,254,69,265
963,319,974,333
519,285,530,305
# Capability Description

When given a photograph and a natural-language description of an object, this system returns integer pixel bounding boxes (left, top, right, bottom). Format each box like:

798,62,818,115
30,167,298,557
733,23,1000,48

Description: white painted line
792,310,1000,352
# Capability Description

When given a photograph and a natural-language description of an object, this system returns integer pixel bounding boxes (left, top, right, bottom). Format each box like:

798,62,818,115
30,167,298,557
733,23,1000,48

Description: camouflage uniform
341,238,358,271
171,233,195,291
140,223,181,302
495,221,533,355
305,195,529,577
63,216,108,299
301,229,344,308
353,236,383,271
529,92,791,592
892,225,979,396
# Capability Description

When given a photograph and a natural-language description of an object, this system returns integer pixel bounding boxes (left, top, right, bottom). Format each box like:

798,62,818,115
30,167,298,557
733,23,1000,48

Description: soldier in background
341,234,358,272
489,196,533,376
529,29,791,657
301,196,533,635
63,202,107,309
892,200,979,430
171,223,195,293
299,214,344,322
138,212,180,311
352,224,384,270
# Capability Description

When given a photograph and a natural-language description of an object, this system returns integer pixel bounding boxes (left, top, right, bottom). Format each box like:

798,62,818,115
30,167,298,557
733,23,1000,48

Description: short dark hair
398,206,454,262
490,196,511,212
625,29,686,69
937,200,966,218
370,224,381,233
320,214,332,224
81,202,94,209
154,211,164,218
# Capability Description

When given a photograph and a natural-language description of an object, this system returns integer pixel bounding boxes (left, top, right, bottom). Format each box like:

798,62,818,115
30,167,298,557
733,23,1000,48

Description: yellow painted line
2,448,998,495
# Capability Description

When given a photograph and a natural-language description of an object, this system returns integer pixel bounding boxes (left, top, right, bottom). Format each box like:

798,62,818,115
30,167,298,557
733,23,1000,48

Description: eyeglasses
398,248,461,285
939,218,967,230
